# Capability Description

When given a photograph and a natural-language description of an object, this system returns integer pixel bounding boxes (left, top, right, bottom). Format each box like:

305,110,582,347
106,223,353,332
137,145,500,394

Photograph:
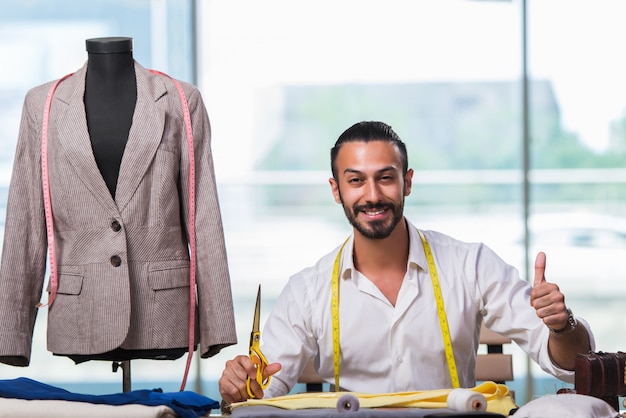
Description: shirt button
397,356,403,364
110,255,122,267
111,220,122,232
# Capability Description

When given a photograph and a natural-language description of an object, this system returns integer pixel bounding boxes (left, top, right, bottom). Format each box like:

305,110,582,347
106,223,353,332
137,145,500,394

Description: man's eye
348,178,362,184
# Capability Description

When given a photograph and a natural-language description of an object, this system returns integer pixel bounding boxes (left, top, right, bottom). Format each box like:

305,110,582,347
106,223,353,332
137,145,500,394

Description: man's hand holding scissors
219,285,282,405
219,354,282,404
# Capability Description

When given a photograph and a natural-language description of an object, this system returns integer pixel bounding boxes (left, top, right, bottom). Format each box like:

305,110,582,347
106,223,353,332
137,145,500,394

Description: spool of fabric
336,394,360,413
447,388,487,412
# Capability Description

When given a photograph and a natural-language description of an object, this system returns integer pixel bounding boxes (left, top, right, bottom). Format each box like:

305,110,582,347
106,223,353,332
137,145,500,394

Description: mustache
353,202,394,212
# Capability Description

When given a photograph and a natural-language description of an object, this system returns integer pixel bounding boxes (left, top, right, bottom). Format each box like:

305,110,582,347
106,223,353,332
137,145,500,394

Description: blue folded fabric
0,377,219,418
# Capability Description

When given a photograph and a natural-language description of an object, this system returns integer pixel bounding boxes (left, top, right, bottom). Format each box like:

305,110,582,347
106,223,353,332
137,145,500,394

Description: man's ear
329,178,342,204
404,168,414,196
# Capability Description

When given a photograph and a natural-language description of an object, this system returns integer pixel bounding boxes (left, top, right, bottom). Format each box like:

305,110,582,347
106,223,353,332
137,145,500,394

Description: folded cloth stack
0,377,219,418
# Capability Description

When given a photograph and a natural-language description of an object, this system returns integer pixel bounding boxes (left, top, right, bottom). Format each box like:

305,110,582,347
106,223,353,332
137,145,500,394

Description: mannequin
68,37,188,364
0,35,236,383
84,37,137,198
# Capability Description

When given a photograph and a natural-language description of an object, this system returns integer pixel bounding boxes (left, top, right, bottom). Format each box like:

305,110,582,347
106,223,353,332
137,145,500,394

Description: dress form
0,35,236,393
78,37,188,390
84,36,136,198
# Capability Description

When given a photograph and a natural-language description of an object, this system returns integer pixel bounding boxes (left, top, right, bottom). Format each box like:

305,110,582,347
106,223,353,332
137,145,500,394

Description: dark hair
330,121,408,179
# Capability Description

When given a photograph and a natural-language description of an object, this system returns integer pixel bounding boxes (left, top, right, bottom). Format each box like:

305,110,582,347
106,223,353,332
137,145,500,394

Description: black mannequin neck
86,50,135,80
85,37,135,83
84,37,137,198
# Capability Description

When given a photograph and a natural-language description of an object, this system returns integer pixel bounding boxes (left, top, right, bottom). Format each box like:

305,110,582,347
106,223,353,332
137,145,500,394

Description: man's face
329,140,413,239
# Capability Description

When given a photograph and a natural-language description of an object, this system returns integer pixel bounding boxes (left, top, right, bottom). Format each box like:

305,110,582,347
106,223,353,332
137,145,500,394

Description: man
219,121,594,404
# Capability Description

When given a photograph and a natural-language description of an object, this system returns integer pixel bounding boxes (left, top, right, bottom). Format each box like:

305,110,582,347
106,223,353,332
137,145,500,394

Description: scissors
246,284,271,398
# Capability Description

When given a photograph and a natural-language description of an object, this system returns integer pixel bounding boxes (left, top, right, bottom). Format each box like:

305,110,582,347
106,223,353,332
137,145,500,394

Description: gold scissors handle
246,330,271,398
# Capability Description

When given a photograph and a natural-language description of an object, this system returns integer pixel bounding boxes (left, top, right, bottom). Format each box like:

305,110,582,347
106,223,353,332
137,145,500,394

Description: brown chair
475,324,513,384
298,323,513,392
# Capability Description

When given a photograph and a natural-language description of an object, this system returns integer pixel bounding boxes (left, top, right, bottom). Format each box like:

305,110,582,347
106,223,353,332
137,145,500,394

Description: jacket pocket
46,273,85,350
148,261,192,347
46,273,84,295
148,260,190,290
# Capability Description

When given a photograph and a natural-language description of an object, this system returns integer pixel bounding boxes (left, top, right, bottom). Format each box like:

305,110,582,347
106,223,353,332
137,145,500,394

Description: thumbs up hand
530,252,571,332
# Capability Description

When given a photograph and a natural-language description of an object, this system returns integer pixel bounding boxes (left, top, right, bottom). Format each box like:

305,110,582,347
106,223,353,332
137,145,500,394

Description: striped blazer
0,62,236,365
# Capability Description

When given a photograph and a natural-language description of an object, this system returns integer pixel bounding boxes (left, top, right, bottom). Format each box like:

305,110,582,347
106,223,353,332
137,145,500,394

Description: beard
339,193,405,240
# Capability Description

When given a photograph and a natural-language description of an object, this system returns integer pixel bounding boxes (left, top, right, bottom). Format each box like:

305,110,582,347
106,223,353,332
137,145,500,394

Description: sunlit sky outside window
201,0,626,182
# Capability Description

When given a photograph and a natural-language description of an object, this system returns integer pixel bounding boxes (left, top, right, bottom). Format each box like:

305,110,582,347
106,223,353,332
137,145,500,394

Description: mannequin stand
112,360,131,392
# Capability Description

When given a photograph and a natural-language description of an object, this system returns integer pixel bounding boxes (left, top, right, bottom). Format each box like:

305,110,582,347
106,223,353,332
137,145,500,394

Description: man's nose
364,181,383,203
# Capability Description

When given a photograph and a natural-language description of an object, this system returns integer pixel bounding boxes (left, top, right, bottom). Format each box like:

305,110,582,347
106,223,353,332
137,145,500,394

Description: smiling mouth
363,209,385,216
357,203,391,218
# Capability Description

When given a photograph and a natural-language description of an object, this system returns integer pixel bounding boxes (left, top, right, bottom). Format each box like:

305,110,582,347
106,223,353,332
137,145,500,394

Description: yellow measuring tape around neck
417,229,460,388
330,229,460,390
331,238,350,391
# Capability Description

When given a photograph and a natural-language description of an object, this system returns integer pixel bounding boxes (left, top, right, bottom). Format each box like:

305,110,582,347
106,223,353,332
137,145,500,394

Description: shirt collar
407,221,429,274
338,218,429,280
339,237,355,281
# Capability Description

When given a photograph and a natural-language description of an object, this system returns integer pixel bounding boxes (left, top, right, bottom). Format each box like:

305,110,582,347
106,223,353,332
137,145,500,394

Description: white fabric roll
336,394,360,413
447,388,488,412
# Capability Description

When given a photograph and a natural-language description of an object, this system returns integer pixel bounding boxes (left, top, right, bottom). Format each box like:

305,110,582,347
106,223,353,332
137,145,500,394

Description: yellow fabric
231,381,517,416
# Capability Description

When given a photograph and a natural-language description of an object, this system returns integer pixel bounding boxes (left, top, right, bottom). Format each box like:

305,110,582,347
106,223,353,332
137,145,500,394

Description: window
1,0,625,405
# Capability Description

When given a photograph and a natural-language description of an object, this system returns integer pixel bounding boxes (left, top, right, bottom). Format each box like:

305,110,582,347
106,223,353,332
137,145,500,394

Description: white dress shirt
262,219,594,397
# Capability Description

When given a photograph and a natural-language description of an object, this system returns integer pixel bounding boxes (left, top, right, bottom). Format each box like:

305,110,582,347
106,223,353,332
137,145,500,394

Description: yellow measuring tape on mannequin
330,229,460,390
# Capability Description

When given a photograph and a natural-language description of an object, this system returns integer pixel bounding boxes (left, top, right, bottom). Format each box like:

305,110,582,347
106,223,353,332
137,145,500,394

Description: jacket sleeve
0,86,51,366
178,84,237,357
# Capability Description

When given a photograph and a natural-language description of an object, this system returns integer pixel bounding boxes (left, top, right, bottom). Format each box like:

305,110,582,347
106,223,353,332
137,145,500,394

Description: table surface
227,406,507,417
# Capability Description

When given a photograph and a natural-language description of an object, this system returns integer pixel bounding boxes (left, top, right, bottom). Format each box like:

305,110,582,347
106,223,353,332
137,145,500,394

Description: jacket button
110,255,122,267
111,220,122,232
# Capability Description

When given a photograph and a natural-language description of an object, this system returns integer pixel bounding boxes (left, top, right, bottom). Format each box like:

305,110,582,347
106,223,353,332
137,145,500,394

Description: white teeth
365,210,384,215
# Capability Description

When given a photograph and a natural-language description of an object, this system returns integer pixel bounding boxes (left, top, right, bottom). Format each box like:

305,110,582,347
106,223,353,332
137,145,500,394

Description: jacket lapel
115,63,166,212
54,64,119,214
53,62,168,214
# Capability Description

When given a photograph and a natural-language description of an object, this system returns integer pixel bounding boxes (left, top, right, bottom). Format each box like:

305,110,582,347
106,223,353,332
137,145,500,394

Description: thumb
264,362,282,379
534,252,547,287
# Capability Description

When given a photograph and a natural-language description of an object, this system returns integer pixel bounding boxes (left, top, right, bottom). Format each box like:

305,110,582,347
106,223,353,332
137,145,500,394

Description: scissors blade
247,284,270,398
252,284,261,333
